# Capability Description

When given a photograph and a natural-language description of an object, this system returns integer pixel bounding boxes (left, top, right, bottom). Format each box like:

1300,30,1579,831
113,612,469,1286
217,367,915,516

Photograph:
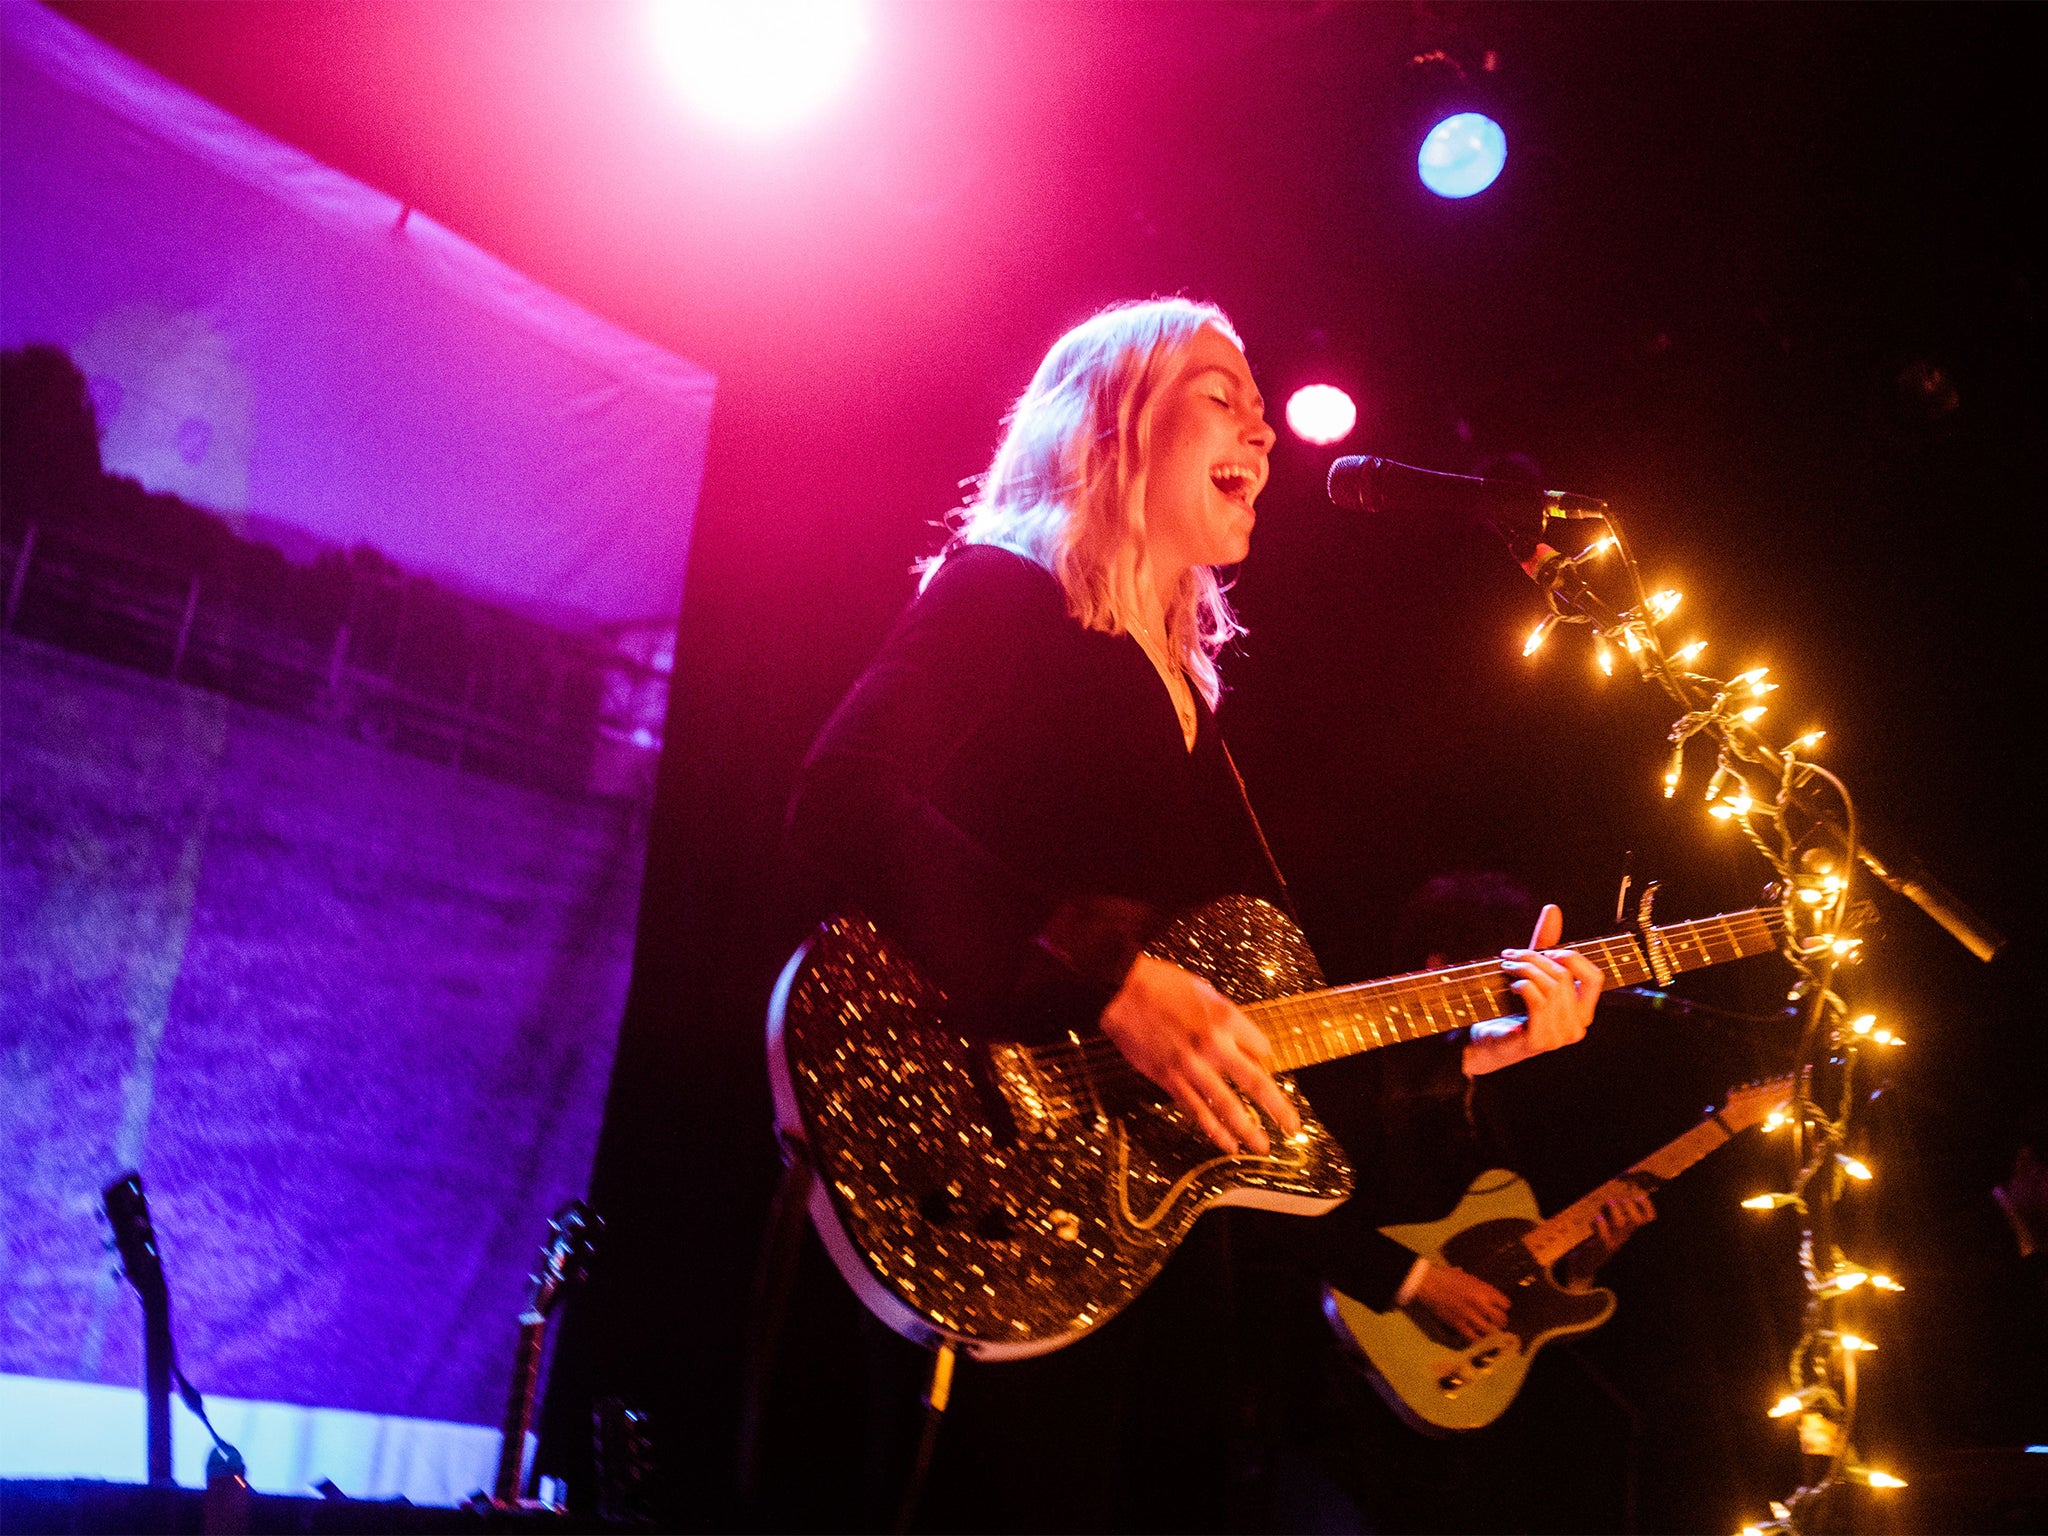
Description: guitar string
1022,911,1779,1116
1031,913,1777,1078
1029,913,1779,1088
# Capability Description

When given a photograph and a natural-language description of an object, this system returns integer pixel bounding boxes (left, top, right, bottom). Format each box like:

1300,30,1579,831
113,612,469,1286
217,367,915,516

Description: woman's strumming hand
1100,953,1301,1155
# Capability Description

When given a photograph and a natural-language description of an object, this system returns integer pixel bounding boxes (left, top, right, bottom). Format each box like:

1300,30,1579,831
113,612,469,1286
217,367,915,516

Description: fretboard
493,1319,546,1504
1244,907,1780,1074
1521,1073,1794,1266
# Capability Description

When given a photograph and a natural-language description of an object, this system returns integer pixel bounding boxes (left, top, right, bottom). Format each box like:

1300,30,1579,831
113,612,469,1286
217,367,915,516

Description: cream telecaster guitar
770,892,1784,1360
1324,1073,1794,1433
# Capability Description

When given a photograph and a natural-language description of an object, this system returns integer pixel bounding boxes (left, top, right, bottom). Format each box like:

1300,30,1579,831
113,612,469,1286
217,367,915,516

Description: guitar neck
1245,907,1780,1073
493,1317,546,1504
1520,1118,1733,1266
1518,1072,1795,1266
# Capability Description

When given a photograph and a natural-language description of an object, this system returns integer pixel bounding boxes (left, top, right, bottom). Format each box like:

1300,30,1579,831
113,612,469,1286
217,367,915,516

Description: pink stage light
1285,384,1357,446
649,0,870,136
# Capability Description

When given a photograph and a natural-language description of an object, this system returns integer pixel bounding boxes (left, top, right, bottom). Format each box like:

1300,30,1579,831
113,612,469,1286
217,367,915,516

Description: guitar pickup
988,1044,1068,1139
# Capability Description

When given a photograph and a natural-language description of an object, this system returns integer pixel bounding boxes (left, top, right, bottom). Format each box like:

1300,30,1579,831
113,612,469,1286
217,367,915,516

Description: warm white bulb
1284,384,1358,446
649,0,871,135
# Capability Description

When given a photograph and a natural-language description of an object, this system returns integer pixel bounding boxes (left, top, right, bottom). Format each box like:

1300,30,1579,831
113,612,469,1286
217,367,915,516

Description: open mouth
1209,463,1261,506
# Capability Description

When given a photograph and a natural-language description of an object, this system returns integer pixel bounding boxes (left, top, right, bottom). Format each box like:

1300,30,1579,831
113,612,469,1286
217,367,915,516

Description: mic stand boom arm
1487,504,1994,1532
1498,522,2003,962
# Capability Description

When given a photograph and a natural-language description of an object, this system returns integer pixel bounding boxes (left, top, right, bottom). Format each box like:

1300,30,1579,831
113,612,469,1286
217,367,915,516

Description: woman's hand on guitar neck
1100,953,1302,1156
1463,903,1605,1077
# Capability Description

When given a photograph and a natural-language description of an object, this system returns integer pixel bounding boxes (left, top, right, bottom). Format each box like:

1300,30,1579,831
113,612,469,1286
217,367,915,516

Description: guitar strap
1219,737,1302,927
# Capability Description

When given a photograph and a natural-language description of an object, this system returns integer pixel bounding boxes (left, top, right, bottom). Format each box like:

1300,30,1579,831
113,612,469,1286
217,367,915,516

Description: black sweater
787,543,1470,1310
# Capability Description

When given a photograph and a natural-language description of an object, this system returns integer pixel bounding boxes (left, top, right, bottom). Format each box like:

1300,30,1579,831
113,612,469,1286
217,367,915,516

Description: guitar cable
173,1364,246,1482
892,1342,957,1536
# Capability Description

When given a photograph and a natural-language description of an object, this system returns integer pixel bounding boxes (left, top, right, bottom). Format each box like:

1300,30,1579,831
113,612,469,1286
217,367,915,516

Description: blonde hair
921,297,1248,709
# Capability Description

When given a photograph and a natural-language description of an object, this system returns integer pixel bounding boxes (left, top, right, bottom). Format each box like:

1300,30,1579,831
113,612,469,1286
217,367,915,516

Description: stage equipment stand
101,1173,247,1498
1473,497,2002,1534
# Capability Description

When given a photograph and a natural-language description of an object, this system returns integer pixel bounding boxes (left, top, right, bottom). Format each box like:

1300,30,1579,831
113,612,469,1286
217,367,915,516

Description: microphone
1326,455,1609,524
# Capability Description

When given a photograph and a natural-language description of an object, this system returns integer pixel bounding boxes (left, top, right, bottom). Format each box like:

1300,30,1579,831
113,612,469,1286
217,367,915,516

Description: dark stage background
38,4,2044,1532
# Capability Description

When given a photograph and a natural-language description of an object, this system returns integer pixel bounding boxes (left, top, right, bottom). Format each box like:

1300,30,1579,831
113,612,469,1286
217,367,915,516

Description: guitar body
768,896,1354,1360
1324,1170,1616,1434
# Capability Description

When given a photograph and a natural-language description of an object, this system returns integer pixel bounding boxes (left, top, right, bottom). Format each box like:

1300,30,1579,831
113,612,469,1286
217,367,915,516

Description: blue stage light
1418,112,1507,199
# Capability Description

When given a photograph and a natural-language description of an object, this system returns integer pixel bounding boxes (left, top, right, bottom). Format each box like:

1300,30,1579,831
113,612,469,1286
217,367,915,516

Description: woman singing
786,298,1601,1532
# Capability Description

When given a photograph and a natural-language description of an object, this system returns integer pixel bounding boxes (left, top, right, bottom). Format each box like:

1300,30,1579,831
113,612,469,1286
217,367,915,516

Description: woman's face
1140,324,1275,574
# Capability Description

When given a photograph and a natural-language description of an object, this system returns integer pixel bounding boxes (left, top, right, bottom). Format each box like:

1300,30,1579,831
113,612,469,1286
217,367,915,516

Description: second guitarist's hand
1100,953,1302,1157
1559,1190,1657,1289
1406,1259,1511,1343
1463,903,1605,1077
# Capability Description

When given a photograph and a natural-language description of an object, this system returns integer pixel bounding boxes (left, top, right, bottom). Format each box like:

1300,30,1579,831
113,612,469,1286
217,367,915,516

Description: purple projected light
0,5,712,1497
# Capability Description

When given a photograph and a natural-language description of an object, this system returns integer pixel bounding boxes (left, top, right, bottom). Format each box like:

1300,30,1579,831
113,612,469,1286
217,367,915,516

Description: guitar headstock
1716,1073,1797,1134
102,1171,167,1306
527,1201,601,1319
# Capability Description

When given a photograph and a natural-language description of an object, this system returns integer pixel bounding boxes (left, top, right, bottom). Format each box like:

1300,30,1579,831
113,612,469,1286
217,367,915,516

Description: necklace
1133,619,1198,744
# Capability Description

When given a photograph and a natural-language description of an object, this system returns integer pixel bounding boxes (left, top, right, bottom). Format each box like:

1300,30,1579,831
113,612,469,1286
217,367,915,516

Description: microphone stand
1481,507,1998,1533
1495,521,2003,962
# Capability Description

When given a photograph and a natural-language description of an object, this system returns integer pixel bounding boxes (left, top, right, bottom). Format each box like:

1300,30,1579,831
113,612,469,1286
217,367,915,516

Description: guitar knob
1048,1210,1081,1242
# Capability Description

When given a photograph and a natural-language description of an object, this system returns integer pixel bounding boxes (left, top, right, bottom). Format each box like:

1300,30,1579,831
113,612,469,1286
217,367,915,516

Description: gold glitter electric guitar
768,894,1783,1359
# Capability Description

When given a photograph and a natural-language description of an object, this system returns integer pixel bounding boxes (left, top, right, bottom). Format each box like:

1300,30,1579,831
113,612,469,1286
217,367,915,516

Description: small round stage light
1418,112,1507,199
649,0,869,136
1285,384,1357,446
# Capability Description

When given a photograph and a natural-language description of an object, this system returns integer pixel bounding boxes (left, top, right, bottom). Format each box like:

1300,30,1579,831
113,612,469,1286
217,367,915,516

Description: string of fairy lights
1518,519,1905,1530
